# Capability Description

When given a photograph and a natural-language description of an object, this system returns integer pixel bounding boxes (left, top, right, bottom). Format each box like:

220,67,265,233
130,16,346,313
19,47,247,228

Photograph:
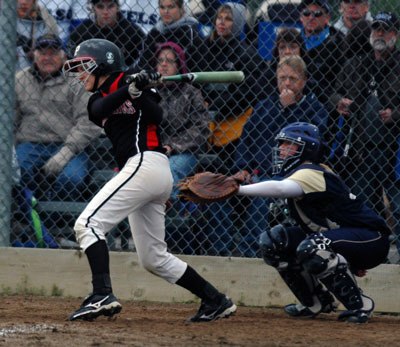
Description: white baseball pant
74,151,187,283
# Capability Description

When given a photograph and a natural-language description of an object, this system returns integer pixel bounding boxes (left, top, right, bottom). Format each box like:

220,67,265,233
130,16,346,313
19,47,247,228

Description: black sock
176,265,223,302
85,240,112,294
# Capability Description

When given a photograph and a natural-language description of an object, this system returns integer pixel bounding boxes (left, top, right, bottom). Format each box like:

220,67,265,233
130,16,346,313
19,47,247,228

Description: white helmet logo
106,52,115,64
74,45,81,56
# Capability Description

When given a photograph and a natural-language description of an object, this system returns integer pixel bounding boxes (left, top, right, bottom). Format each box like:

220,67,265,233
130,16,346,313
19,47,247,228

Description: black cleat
284,304,317,318
338,309,372,323
69,293,122,321
284,301,337,318
189,295,237,322
338,294,374,323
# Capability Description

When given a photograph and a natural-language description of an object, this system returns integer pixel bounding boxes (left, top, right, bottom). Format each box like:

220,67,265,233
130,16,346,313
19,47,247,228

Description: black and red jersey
87,71,165,169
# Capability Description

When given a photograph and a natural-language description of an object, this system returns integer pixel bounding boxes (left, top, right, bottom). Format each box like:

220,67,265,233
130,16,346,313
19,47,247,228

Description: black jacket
138,20,205,72
304,26,345,109
68,14,146,67
199,35,265,120
88,71,164,169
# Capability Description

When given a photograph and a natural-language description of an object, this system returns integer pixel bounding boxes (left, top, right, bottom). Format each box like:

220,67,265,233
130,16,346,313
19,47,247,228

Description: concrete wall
0,248,399,312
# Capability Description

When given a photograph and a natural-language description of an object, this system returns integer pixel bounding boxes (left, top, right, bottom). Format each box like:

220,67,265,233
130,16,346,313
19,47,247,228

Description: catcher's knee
296,233,338,276
259,224,290,268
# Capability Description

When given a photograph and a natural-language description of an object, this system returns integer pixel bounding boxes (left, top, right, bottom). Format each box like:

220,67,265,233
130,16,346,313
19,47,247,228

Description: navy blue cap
372,11,400,31
300,0,331,14
34,34,63,50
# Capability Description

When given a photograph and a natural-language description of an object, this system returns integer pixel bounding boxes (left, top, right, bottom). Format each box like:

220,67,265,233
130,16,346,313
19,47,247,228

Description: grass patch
0,275,64,297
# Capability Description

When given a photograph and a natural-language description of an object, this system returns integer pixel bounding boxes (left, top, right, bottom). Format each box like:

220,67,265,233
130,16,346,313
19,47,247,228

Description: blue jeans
16,142,90,200
169,153,197,200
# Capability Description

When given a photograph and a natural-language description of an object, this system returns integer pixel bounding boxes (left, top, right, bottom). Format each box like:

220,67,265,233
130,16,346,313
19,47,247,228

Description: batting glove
128,70,162,99
42,146,75,176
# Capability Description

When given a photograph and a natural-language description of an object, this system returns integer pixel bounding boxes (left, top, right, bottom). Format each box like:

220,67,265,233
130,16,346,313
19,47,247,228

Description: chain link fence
1,0,399,261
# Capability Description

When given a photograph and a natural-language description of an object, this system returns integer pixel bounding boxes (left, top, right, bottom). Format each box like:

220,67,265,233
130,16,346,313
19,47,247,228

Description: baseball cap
371,11,400,31
299,0,331,14
34,34,63,50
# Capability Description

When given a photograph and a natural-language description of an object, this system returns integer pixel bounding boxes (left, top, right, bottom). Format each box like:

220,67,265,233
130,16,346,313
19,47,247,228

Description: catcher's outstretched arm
237,179,303,198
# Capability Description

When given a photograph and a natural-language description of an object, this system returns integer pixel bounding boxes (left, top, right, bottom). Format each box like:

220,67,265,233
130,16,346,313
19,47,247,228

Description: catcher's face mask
272,137,305,176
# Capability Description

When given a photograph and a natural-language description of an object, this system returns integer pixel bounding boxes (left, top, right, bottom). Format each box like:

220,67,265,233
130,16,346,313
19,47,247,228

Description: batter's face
73,66,95,91
34,48,65,76
277,65,306,98
159,0,183,25
215,9,234,37
156,49,179,76
279,141,300,159
93,0,119,27
300,4,330,36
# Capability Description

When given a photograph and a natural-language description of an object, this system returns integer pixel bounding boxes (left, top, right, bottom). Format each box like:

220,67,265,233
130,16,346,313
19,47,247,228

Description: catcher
180,122,390,323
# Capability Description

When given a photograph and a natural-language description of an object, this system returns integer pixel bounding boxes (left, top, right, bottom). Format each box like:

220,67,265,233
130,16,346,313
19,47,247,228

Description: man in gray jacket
15,34,102,201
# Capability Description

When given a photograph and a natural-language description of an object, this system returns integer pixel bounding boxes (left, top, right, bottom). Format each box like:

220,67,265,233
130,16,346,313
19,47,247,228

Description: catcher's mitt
177,171,250,204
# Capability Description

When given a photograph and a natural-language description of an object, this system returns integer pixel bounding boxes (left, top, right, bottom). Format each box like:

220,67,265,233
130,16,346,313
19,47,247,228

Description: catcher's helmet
272,122,327,176
63,39,125,78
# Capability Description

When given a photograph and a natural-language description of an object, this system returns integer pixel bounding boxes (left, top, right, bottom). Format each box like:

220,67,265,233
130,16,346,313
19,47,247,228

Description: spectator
254,27,308,100
341,18,372,59
154,42,210,202
192,0,247,37
237,55,328,179
203,55,328,257
39,0,90,43
298,0,345,109
329,11,400,258
17,0,59,71
247,0,301,52
333,0,372,35
200,2,264,168
15,34,102,202
68,0,145,67
154,42,210,254
120,0,192,34
138,0,205,72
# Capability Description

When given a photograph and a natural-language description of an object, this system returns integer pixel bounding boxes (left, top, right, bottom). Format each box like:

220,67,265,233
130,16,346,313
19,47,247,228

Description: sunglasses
301,9,325,18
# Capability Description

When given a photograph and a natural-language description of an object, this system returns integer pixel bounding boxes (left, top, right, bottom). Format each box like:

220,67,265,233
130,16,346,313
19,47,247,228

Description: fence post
0,0,17,246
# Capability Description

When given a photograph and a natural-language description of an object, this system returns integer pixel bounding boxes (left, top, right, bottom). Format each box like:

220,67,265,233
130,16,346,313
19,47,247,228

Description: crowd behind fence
2,0,400,262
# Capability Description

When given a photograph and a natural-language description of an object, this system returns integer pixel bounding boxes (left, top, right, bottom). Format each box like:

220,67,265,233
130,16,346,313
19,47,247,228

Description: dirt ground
0,296,399,347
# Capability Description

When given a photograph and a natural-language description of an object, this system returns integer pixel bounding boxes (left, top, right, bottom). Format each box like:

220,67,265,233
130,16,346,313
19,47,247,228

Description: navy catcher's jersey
286,163,390,235
88,71,165,169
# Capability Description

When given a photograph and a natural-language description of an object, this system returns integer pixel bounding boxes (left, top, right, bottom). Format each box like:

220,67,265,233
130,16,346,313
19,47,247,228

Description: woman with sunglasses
298,0,345,109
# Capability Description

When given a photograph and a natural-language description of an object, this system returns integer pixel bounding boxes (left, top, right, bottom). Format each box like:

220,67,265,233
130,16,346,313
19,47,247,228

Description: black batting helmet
63,39,125,77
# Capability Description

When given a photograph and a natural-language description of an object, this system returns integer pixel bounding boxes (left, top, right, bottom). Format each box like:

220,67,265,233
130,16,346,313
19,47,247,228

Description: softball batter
63,38,236,322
